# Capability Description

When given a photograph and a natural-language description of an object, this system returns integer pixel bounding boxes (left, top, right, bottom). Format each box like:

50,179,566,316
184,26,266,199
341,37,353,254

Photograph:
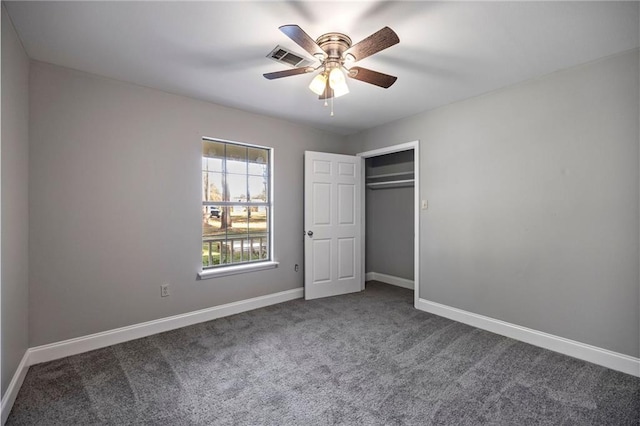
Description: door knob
307,231,313,237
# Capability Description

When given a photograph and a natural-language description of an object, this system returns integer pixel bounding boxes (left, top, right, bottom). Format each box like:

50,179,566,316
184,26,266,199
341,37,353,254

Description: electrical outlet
161,284,170,297
295,264,299,272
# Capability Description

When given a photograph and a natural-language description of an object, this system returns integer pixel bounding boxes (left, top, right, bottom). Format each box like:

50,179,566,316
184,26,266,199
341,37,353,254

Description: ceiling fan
263,25,399,101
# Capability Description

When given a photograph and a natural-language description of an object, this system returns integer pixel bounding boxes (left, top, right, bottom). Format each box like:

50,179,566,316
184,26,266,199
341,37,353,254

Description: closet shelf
366,171,414,180
366,179,414,189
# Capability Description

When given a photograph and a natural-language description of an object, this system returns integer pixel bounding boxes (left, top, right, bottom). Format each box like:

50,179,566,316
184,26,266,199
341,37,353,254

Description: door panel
312,239,331,283
337,237,356,279
312,183,331,225
338,184,355,225
305,151,362,300
338,161,355,176
313,159,332,175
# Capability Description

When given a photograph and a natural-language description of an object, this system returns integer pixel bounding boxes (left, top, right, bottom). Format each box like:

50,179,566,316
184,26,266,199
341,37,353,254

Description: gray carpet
7,282,640,425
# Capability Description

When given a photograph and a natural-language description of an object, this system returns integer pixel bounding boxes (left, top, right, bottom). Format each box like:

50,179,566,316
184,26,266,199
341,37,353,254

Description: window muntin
202,139,271,269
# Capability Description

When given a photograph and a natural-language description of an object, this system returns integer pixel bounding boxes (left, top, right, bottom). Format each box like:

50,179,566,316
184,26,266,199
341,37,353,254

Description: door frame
356,140,420,308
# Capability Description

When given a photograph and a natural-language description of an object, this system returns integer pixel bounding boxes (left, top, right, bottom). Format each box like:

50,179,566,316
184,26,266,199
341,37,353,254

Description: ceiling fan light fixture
329,67,345,88
309,73,327,95
329,67,349,98
332,79,349,98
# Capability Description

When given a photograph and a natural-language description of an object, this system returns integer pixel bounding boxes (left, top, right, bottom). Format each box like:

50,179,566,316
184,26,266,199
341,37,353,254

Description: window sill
198,261,279,280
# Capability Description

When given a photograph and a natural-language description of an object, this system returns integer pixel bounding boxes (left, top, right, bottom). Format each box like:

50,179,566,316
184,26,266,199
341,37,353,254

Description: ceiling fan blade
348,66,397,88
279,25,325,58
343,27,399,62
263,67,314,80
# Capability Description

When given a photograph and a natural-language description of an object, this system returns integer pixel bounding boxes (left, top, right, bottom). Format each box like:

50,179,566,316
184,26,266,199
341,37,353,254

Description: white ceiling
5,1,639,135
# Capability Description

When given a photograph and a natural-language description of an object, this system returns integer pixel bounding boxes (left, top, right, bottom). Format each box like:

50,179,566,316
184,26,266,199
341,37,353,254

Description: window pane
203,141,224,172
226,144,247,175
248,147,269,176
248,175,268,203
249,206,268,261
248,206,268,235
219,240,233,265
206,157,223,173
202,241,222,267
202,242,211,267
219,208,249,264
203,172,223,202
219,237,257,265
227,174,247,202
202,206,225,238
249,234,269,261
227,205,249,237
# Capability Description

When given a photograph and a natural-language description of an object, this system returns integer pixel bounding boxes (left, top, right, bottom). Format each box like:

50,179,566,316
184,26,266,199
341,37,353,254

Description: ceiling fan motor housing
316,32,352,67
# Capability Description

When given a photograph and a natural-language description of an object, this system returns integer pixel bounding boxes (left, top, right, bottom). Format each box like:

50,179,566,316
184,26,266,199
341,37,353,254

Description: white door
304,151,362,300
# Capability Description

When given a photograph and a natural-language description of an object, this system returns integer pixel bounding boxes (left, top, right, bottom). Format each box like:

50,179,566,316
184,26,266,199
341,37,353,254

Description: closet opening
357,141,419,307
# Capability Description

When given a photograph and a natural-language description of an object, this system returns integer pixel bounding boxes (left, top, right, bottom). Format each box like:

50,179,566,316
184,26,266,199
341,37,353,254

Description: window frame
198,137,278,279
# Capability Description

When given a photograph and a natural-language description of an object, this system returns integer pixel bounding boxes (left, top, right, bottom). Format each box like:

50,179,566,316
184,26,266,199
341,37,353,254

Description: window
201,138,272,272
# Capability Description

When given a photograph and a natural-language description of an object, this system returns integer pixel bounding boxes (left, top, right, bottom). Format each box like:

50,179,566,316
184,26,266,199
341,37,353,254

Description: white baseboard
28,287,304,365
366,272,414,290
416,298,640,377
1,351,29,425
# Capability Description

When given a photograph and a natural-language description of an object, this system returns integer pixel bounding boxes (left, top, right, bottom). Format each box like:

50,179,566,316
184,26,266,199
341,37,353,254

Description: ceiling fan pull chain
330,96,334,117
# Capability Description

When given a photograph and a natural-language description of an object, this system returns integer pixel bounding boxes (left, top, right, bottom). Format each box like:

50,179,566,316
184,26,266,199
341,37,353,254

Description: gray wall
365,151,414,280
348,49,640,357
1,5,30,396
29,61,346,346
